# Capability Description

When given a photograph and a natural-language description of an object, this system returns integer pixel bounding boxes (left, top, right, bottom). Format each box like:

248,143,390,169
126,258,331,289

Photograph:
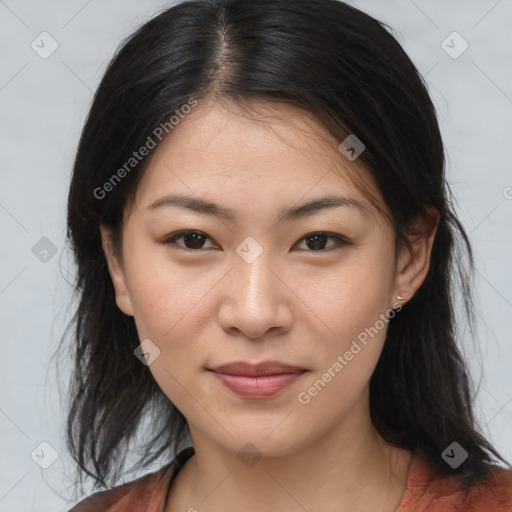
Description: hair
61,0,511,494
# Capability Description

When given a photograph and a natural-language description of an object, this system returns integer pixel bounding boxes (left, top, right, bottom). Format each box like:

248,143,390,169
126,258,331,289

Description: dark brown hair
60,0,511,494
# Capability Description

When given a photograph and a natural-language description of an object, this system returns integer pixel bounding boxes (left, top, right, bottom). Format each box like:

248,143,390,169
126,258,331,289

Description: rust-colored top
69,446,512,511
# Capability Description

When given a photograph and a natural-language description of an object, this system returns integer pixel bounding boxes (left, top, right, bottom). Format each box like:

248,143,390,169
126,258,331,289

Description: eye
162,230,349,252
294,232,349,251
162,230,218,250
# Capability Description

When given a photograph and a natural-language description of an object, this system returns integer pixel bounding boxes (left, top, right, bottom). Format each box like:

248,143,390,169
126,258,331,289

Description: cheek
295,251,394,398
293,252,394,341
123,249,216,340
295,266,393,415
124,258,215,409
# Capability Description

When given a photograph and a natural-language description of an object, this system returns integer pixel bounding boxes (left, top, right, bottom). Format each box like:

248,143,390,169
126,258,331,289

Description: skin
101,98,439,512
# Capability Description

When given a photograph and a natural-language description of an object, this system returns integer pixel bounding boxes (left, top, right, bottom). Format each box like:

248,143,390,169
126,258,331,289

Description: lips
208,361,306,376
207,361,308,399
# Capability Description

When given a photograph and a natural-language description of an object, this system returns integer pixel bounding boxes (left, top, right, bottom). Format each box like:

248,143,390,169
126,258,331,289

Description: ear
100,224,134,316
391,206,440,308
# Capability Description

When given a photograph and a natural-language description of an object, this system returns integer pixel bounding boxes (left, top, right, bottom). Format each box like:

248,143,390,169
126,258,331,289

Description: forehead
130,98,386,219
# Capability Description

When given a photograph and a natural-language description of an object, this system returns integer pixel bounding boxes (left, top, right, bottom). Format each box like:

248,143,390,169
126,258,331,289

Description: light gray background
0,0,511,510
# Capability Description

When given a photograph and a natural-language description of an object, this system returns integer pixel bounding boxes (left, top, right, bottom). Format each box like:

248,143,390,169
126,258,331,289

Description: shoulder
68,447,195,512
463,464,512,510
67,467,171,512
437,466,512,510
401,450,512,511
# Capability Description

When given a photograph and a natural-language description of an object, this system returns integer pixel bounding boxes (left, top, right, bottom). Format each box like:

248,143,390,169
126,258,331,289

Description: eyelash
162,230,350,252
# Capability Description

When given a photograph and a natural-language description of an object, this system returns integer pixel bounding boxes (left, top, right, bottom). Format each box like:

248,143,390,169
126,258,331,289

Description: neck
168,399,412,512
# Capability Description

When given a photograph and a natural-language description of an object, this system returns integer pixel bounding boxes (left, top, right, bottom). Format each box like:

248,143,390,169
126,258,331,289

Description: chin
210,422,310,460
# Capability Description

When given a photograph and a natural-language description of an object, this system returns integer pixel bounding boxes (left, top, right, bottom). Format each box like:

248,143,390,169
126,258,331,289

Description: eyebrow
147,193,367,221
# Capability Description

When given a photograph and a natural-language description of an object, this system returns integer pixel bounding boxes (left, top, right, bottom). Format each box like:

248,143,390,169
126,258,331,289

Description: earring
392,294,405,310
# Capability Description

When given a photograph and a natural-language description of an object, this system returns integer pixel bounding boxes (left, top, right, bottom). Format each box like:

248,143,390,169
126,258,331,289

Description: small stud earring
397,295,404,301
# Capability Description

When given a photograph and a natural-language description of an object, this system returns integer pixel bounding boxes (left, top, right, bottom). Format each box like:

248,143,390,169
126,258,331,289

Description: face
102,99,435,457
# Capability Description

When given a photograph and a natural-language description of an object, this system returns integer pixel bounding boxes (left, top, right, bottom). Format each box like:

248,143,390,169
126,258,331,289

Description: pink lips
208,361,307,399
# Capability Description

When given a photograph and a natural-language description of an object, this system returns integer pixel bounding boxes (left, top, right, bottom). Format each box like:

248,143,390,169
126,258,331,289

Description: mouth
209,360,308,375
207,361,308,399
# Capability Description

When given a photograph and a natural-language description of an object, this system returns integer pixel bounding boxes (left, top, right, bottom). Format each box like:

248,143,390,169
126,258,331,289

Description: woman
64,0,512,510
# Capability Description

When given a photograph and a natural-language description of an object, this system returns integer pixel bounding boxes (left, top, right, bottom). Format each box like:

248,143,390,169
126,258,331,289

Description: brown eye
296,232,348,251
163,231,217,250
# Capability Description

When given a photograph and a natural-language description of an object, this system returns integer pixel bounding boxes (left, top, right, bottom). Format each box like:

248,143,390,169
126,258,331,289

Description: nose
217,251,294,340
